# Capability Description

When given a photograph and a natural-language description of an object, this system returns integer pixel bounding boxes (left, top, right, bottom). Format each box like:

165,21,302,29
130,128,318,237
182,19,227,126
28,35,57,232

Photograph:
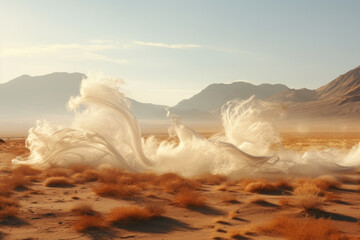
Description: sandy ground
0,134,359,240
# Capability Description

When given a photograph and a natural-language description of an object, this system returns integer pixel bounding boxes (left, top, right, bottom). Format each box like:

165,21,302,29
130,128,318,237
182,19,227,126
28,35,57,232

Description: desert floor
0,133,359,240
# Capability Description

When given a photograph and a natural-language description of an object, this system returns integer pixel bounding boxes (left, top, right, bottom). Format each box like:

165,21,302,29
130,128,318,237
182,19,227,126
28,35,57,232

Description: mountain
2,65,360,135
0,72,85,117
173,82,289,111
267,88,318,103
316,65,360,104
283,65,360,122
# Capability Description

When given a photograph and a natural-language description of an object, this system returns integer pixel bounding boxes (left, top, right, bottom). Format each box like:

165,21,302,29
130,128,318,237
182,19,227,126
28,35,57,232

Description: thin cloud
134,41,201,49
1,41,128,64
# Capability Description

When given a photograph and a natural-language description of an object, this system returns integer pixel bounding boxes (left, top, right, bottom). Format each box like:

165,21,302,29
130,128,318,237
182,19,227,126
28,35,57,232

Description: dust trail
12,75,360,177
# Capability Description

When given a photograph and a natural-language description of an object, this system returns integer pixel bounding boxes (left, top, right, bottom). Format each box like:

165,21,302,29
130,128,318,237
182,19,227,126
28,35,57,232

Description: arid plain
0,132,359,240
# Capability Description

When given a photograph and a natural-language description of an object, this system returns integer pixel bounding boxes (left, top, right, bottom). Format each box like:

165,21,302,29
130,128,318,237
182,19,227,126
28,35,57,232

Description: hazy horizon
1,0,360,105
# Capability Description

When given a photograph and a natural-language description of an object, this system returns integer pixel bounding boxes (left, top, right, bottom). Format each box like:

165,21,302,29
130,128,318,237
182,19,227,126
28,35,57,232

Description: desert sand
0,133,359,240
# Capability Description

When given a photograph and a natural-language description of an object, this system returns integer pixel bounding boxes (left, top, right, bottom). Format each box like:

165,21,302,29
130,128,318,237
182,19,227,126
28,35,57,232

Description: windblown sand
0,133,359,240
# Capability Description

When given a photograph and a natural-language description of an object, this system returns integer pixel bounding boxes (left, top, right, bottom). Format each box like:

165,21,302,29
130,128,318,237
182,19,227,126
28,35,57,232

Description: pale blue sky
1,0,360,105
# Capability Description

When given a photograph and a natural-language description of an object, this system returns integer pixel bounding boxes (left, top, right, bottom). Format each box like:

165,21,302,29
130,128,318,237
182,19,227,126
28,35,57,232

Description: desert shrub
0,184,12,197
274,179,294,191
12,165,41,176
68,164,93,173
4,174,31,189
314,175,341,191
244,180,278,194
154,173,199,193
72,169,99,183
71,203,97,216
93,183,138,198
0,196,19,219
43,177,73,187
258,216,354,240
173,189,206,207
42,167,71,179
97,168,124,184
0,206,19,219
295,194,323,211
73,215,107,232
294,182,322,196
0,196,19,208
195,174,228,185
106,205,164,225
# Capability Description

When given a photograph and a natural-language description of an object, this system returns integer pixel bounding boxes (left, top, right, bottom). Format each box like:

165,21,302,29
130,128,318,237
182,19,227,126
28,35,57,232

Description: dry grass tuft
10,174,31,190
71,203,97,216
93,184,139,198
12,165,41,176
314,175,341,191
196,174,228,185
154,173,199,193
42,167,71,178
258,215,355,240
96,168,124,184
73,215,108,232
72,169,99,183
274,179,293,191
107,205,164,225
0,184,12,197
244,180,278,194
173,189,206,208
44,177,73,187
294,182,322,196
0,196,20,219
294,181,323,212
295,194,323,212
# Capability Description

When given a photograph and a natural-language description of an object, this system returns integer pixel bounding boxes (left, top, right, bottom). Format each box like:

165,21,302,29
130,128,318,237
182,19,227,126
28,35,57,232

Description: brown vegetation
73,215,108,232
242,179,279,194
258,216,356,240
106,205,164,225
43,177,73,187
93,183,138,198
196,174,228,185
173,189,206,207
154,173,199,193
71,203,97,216
274,179,294,191
0,196,20,219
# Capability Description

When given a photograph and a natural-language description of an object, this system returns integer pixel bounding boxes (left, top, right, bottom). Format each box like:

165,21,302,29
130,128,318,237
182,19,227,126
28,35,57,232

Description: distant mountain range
1,65,360,135
174,82,289,111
